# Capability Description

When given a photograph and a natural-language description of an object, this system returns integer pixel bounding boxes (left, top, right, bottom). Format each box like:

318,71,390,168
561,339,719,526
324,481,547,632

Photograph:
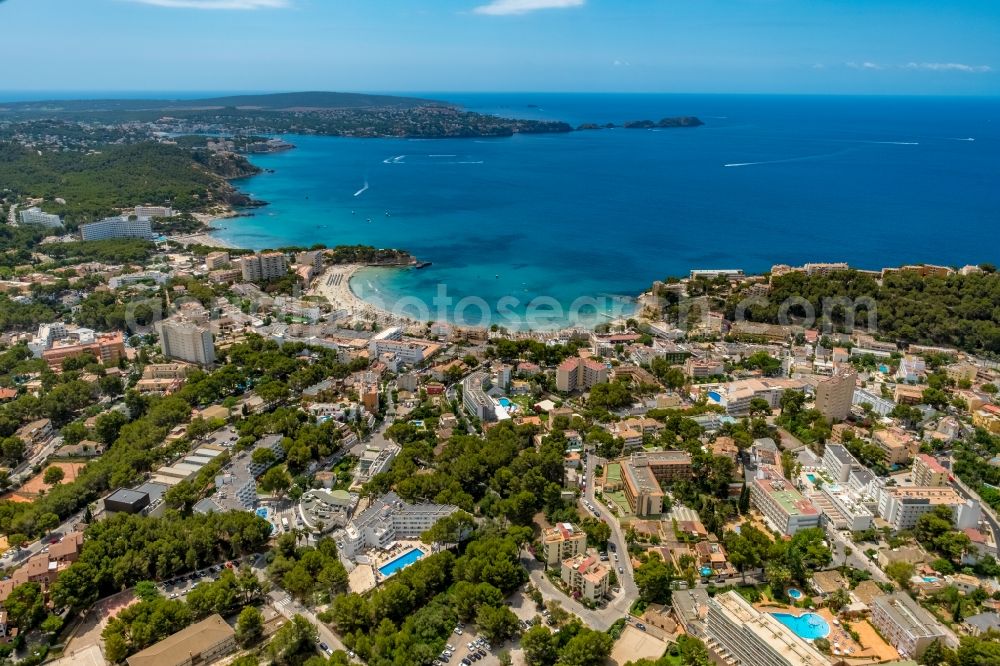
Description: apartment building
913,454,948,487
684,357,725,379
541,522,587,567
705,591,828,666
750,472,820,536
560,553,610,603
852,388,896,417
239,252,288,282
80,216,154,241
18,207,63,229
869,592,948,659
204,251,231,270
822,443,860,482
876,485,978,532
873,428,919,465
41,331,126,368
155,316,215,366
815,367,857,422
556,356,608,392
618,450,693,516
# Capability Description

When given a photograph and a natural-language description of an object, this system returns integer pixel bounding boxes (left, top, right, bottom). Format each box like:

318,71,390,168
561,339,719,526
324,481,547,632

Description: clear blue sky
1,0,998,95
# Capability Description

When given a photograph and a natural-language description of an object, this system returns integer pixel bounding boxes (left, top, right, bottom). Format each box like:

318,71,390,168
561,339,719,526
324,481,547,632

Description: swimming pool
707,391,722,403
378,548,426,577
770,612,830,640
787,588,803,600
700,567,713,577
922,576,940,583
499,398,512,408
806,473,817,484
255,507,269,519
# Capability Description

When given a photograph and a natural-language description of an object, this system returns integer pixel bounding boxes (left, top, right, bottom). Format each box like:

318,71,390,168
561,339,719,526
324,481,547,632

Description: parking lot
158,561,240,599
437,622,507,666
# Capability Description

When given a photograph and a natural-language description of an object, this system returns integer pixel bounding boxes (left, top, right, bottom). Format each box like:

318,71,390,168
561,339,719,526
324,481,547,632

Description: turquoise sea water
210,93,1000,328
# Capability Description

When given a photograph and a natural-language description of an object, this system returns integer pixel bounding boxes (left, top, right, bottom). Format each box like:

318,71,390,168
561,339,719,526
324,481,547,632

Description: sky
1,0,998,95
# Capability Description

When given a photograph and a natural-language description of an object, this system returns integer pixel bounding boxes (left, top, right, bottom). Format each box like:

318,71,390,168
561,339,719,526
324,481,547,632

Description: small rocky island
578,116,704,130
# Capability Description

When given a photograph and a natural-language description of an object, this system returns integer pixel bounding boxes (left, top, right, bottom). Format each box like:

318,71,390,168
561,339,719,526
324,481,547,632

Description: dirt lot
5,461,86,501
610,625,668,665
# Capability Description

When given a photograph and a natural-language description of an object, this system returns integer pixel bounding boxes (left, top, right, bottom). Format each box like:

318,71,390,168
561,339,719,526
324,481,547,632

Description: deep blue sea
203,93,1000,328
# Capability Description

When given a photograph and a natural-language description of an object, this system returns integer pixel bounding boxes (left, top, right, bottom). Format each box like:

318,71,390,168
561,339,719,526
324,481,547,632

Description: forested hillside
727,268,1000,356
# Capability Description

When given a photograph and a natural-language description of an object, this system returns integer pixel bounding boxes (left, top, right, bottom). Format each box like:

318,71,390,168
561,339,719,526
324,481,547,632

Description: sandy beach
169,232,239,249
311,264,415,329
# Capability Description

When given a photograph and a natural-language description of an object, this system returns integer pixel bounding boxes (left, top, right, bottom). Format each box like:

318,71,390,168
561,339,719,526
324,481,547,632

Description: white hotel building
80,216,154,241
705,591,828,666
19,207,64,229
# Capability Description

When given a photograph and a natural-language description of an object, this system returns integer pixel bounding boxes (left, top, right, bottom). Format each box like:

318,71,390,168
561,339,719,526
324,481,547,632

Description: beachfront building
913,454,948,487
18,207,63,229
704,591,828,666
80,216,154,241
869,592,949,659
133,205,174,220
541,522,587,568
239,252,288,282
815,367,857,422
335,491,457,559
750,470,820,536
560,553,610,603
556,356,607,392
155,315,216,366
126,614,236,666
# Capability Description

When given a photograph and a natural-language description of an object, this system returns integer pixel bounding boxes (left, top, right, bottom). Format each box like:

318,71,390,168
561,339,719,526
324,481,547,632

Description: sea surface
205,93,1000,329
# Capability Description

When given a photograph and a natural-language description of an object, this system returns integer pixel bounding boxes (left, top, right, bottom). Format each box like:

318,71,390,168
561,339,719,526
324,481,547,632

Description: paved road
824,526,889,585
584,453,638,605
946,458,1000,545
521,551,621,631
2,508,85,566
250,556,350,657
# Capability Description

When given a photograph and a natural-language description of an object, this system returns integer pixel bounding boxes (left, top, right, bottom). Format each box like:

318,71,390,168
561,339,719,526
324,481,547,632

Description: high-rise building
815,367,857,422
19,207,63,229
79,216,154,241
155,316,216,366
556,356,607,392
239,252,288,282
705,591,828,666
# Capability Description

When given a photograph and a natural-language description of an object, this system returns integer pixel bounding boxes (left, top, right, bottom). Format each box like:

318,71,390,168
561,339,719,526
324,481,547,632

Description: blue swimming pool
256,507,269,519
922,576,940,583
770,612,830,640
499,398,512,408
806,473,817,484
378,548,426,577
707,391,721,403
700,567,712,577
787,588,803,600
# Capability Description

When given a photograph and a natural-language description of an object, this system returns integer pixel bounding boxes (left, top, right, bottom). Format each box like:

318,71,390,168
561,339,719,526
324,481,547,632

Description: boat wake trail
723,150,849,168
948,137,975,142
382,155,406,164
869,141,919,145
429,154,456,157
353,180,369,197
